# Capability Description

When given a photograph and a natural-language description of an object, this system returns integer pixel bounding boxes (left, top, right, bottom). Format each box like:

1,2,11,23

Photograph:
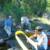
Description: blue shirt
5,19,13,27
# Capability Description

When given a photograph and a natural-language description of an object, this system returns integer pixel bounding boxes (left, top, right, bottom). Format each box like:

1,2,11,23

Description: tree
21,0,47,16
0,0,47,23
0,0,12,11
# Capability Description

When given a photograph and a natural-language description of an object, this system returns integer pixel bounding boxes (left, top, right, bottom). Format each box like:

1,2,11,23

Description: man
21,16,31,30
4,16,13,37
28,26,48,50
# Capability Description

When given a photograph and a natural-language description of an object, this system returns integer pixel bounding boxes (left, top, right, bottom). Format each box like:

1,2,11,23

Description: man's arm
29,33,37,39
36,36,44,46
28,35,44,47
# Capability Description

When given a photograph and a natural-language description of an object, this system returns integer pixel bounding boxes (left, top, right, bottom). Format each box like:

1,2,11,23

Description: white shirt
37,32,48,50
21,16,30,24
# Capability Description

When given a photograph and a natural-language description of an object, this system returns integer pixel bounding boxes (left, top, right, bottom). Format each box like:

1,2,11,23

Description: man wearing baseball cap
30,26,48,50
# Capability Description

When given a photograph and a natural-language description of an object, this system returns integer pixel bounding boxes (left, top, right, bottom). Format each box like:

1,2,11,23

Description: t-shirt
37,32,48,50
5,19,13,27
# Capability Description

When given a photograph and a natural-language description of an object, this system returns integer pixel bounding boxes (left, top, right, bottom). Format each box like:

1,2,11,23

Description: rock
7,48,21,50
0,39,4,43
6,40,17,47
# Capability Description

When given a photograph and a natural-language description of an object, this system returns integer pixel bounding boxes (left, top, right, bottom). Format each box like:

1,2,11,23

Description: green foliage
31,21,38,29
22,0,47,16
3,3,24,23
0,0,47,22
0,0,11,11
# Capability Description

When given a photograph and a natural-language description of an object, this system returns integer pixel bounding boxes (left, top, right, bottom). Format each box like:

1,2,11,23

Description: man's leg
4,27,11,37
38,46,45,50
